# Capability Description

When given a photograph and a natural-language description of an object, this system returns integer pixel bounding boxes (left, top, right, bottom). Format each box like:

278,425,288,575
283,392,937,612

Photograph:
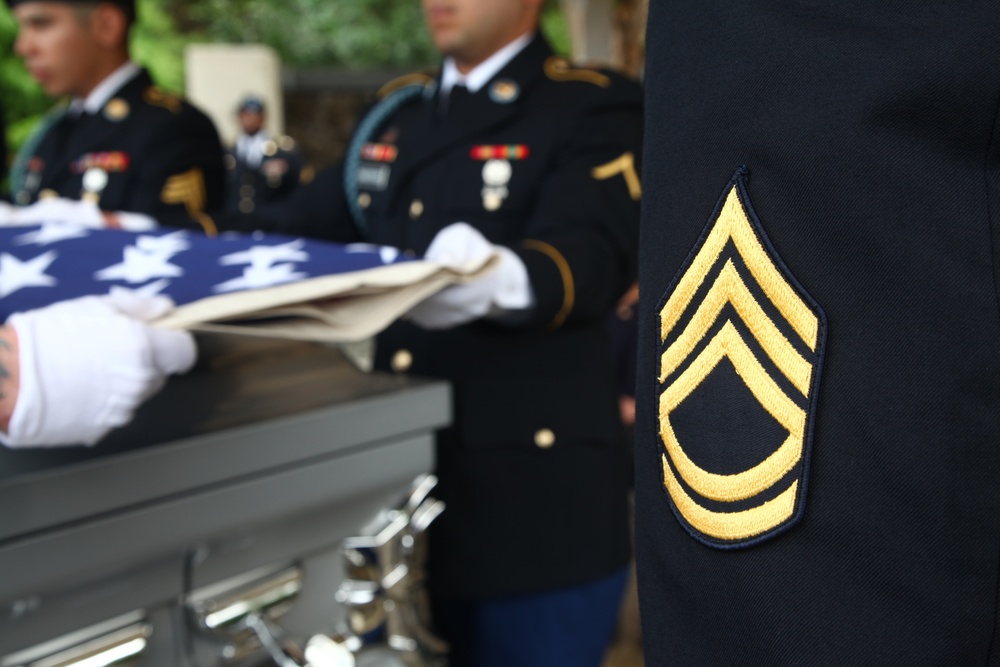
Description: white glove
1,292,197,448
408,222,534,330
107,211,158,232
10,197,106,228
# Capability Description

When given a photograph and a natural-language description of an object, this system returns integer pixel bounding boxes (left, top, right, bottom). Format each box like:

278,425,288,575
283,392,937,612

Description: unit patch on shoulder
376,72,435,100
543,57,611,88
144,86,182,113
655,168,826,549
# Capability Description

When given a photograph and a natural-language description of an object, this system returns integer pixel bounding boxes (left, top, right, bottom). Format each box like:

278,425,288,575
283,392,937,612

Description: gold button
534,429,556,449
38,189,59,200
239,198,255,213
391,349,414,373
240,185,255,197
409,199,424,219
262,140,277,157
358,192,372,209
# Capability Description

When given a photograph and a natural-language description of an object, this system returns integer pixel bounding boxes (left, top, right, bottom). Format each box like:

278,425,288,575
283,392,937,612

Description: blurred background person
6,0,225,233
225,94,304,216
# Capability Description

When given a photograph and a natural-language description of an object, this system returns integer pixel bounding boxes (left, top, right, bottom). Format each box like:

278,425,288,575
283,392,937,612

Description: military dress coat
261,34,643,598
11,70,225,233
225,134,304,215
635,1,1000,664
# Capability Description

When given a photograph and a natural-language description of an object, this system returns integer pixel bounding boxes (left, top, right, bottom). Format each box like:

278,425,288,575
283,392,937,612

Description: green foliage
0,6,51,165
541,6,571,57
184,0,439,68
181,0,568,67
131,0,193,93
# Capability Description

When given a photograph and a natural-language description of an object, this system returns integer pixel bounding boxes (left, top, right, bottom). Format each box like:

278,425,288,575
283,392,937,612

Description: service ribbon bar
470,145,530,161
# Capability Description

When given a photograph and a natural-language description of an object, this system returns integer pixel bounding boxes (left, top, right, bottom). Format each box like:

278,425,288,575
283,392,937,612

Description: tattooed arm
0,326,19,435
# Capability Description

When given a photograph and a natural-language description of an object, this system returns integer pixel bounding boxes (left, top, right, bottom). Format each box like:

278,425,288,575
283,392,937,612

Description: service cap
237,95,266,114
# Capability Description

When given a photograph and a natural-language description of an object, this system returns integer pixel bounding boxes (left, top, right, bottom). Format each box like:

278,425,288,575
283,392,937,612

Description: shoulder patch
377,72,436,100
655,167,827,550
143,86,183,114
543,56,611,88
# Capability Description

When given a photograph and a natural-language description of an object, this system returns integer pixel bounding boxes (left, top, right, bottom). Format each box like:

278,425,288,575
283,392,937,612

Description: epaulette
543,56,612,88
143,86,183,114
376,71,436,100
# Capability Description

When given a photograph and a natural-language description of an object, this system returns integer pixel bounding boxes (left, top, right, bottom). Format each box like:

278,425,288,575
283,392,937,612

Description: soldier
635,1,1000,664
246,0,643,663
225,95,304,215
6,0,225,233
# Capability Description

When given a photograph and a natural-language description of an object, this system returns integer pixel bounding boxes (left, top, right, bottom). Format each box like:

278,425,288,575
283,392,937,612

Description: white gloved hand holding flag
1,292,196,448
3,197,157,231
408,222,534,330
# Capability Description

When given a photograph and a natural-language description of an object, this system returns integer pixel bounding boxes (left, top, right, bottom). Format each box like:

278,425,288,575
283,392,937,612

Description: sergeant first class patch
656,168,826,549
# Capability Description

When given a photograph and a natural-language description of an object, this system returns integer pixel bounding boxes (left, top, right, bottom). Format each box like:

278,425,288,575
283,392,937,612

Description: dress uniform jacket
635,2,1000,664
225,134,304,215
265,34,642,598
12,70,225,233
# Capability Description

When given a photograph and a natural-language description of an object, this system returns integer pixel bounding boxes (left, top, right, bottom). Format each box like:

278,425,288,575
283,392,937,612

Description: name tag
358,163,391,191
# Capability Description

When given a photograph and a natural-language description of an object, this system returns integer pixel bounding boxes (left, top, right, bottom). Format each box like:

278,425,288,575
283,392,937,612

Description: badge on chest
470,145,529,212
358,142,398,191
70,152,130,203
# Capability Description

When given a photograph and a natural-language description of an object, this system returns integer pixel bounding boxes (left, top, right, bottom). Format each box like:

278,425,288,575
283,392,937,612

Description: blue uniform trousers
432,566,628,667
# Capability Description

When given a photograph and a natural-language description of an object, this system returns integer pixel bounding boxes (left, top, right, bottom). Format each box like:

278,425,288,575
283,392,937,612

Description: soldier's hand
10,197,106,228
7,197,157,231
408,222,533,330
1,293,197,448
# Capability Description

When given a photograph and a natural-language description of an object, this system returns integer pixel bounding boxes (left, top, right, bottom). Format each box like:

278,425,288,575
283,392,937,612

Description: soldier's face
14,2,101,98
238,110,265,136
423,0,540,70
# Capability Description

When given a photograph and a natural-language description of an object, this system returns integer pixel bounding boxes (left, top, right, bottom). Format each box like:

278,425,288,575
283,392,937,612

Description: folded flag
0,224,494,341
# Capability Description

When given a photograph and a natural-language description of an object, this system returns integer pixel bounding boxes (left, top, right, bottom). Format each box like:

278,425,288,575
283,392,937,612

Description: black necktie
51,111,96,164
49,112,80,160
440,84,471,118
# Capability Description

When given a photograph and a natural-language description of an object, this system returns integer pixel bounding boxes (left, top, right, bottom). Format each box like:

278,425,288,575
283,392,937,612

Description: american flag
0,223,413,322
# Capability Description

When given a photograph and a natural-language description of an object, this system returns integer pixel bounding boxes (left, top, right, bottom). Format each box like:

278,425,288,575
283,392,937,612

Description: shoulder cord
343,83,427,236
8,104,68,199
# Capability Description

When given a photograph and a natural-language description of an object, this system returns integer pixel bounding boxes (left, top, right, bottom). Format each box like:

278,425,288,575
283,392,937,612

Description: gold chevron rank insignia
656,168,826,548
161,167,218,235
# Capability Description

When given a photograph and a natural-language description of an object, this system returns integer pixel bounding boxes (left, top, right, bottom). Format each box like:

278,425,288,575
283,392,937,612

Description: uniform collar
71,61,142,116
237,130,272,168
440,32,534,96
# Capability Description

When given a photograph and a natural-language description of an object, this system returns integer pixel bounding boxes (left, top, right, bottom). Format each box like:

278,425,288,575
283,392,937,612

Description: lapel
389,35,553,192
62,69,151,165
